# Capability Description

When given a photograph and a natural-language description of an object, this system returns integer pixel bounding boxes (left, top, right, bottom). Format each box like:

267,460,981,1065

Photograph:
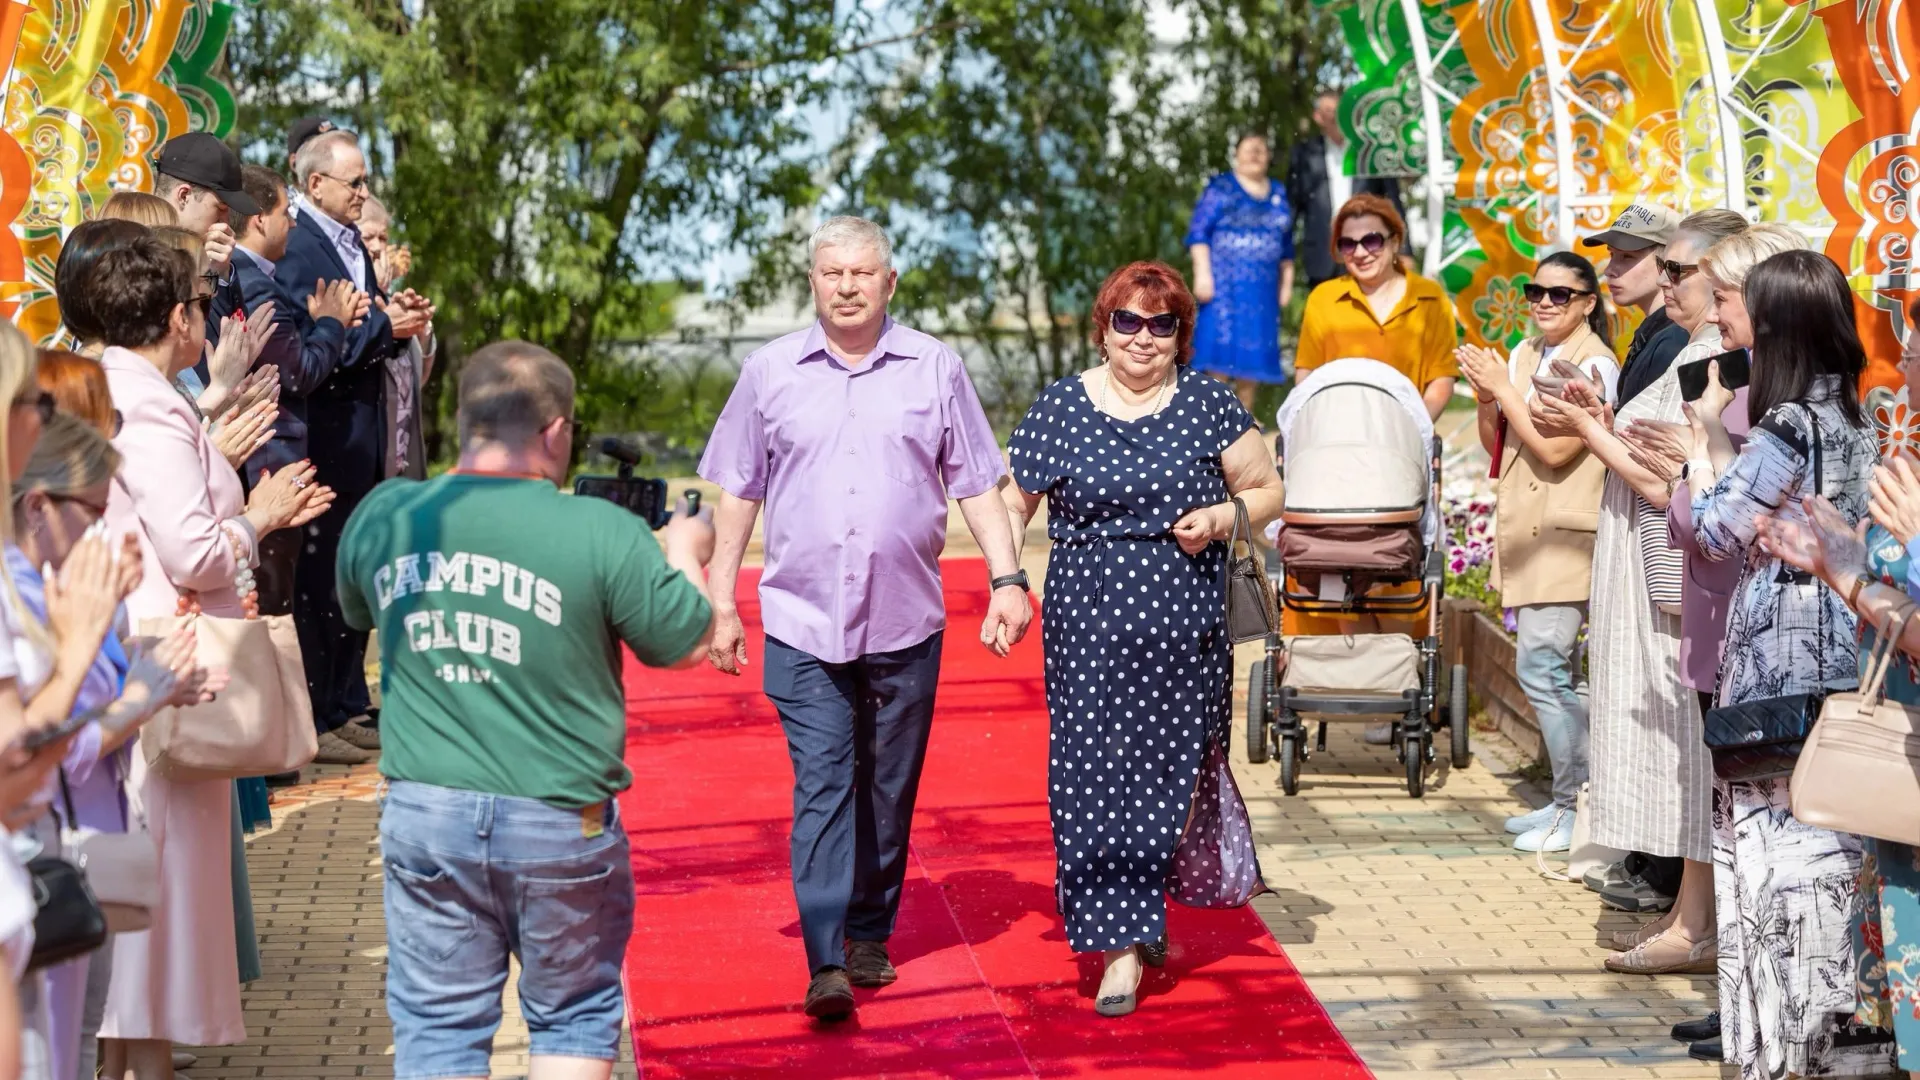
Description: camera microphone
597,437,644,467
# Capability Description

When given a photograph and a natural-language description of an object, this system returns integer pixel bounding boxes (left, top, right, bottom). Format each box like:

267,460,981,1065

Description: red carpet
617,560,1372,1079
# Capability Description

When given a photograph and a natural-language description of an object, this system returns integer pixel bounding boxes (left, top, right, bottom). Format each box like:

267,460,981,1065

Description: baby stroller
1245,359,1469,797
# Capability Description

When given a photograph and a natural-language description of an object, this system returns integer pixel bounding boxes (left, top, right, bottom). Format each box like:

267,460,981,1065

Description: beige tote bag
136,611,317,782
1789,603,1920,846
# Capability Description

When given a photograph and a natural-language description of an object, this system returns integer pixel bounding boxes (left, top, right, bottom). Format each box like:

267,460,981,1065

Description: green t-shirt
336,473,711,808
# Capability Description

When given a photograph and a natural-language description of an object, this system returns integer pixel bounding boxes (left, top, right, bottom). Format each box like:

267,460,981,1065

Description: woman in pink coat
58,228,329,1079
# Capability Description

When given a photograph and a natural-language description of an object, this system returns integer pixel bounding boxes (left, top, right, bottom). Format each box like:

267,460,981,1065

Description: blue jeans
763,632,942,975
379,779,634,1079
1514,603,1589,809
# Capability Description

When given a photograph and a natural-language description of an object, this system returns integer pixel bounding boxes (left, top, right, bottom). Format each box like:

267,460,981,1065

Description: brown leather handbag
1225,498,1278,644
1789,601,1920,845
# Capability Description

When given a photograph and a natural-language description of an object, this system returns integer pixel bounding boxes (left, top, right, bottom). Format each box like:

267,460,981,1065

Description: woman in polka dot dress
1000,261,1285,1016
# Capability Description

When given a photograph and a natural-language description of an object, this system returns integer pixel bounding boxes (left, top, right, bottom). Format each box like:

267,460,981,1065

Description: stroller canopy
1275,358,1437,544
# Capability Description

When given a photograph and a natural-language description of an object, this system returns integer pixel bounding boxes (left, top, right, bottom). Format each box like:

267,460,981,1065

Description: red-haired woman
1295,193,1459,419
998,260,1283,1016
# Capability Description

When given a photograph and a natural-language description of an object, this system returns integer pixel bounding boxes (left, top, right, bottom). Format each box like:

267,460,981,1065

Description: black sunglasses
1522,283,1594,307
1336,232,1389,256
1110,309,1179,338
10,391,52,424
111,408,123,437
1658,258,1700,283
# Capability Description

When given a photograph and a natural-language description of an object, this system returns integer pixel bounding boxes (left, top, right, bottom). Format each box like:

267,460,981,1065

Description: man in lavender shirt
699,217,1031,1021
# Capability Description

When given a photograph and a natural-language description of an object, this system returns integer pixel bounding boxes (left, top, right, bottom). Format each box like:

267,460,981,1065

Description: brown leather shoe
313,730,373,766
804,968,854,1021
336,719,382,751
845,939,897,987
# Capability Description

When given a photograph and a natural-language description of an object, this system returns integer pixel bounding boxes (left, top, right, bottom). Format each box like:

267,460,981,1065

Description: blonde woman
1531,209,1750,976
95,192,178,230
75,232,328,1079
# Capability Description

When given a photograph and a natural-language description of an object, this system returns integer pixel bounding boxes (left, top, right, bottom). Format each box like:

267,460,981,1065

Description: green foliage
227,0,854,461
226,0,1344,456
818,0,1350,424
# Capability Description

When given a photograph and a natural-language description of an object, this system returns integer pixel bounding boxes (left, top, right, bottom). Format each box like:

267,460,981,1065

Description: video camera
574,437,700,529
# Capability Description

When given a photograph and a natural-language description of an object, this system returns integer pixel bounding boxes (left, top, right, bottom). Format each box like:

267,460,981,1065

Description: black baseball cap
153,133,259,215
287,116,334,156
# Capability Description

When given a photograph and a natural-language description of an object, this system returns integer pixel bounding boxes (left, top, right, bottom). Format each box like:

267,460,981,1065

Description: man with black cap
154,131,260,353
1580,202,1689,409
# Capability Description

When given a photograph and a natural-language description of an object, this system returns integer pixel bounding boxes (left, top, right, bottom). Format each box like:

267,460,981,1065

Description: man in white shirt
1287,90,1406,289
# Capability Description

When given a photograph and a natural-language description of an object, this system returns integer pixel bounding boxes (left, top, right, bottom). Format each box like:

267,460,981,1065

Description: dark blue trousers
763,631,942,975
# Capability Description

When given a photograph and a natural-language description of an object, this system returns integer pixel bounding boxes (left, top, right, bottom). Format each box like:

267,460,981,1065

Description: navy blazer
274,210,399,498
233,253,348,479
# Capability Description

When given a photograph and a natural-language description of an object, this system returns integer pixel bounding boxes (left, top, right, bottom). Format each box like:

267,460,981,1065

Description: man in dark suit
1287,91,1408,289
232,163,370,773
276,128,432,763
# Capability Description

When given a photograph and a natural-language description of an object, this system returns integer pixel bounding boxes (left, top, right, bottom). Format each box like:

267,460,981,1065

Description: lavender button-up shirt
699,318,1005,663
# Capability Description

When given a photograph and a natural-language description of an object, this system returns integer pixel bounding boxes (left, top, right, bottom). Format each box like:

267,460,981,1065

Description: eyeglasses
1657,258,1700,284
9,391,52,424
1110,309,1180,338
110,409,123,438
319,172,370,193
1522,284,1595,307
182,292,214,317
44,492,109,518
1336,232,1389,256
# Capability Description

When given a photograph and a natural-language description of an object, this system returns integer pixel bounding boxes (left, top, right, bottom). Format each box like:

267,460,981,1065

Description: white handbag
55,767,154,933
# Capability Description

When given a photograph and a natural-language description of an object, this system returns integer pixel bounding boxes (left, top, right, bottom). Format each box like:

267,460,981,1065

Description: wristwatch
990,570,1031,593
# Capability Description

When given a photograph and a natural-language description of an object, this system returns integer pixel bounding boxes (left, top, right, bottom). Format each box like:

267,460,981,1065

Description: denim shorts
378,779,634,1079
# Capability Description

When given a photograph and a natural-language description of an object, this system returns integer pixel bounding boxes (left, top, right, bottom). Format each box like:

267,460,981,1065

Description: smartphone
1678,350,1751,402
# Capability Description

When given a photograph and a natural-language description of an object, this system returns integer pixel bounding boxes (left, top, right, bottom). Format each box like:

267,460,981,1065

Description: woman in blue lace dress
1186,133,1296,408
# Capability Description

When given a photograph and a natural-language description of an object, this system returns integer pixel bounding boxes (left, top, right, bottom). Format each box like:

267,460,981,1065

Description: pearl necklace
1099,364,1174,418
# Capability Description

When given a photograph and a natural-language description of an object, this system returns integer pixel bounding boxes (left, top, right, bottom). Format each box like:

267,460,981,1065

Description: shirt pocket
881,400,944,488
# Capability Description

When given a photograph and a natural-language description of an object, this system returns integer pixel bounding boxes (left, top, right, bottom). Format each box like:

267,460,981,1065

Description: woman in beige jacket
1457,251,1618,853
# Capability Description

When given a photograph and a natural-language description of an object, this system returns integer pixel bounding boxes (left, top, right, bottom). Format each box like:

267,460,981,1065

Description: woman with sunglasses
1454,252,1615,856
1001,261,1282,1017
61,232,329,1079
1529,209,1748,980
1186,132,1296,409
1294,193,1459,421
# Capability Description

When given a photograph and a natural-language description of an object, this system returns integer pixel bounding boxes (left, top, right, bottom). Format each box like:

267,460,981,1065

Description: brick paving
183,499,1732,1077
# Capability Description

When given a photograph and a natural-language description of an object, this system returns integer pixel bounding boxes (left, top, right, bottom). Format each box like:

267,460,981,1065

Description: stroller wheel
1278,733,1301,796
1405,737,1426,798
1449,663,1471,768
1246,658,1272,764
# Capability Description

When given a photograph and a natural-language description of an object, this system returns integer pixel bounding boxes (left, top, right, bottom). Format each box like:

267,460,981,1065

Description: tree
226,0,869,461
817,0,1349,425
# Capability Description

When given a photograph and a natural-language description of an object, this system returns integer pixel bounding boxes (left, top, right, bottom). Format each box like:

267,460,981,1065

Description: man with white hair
701,215,1031,1021
276,127,435,764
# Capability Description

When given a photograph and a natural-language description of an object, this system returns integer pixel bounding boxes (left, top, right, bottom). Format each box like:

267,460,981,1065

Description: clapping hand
1870,457,1920,545
245,460,331,534
202,222,236,275
211,397,277,472
1621,419,1695,483
1455,344,1509,402
1758,495,1869,587
45,525,125,675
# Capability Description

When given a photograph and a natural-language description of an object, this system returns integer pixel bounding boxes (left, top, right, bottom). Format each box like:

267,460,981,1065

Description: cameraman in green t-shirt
336,339,713,1080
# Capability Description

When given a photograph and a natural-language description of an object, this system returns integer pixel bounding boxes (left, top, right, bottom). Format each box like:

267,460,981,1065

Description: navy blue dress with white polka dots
1008,366,1258,952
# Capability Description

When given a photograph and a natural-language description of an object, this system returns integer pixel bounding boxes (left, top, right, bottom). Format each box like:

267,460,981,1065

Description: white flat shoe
1514,811,1575,852
1505,804,1557,835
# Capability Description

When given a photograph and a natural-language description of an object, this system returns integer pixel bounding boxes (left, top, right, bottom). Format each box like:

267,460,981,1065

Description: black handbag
25,849,107,972
1225,497,1278,644
1703,693,1825,781
1702,404,1831,783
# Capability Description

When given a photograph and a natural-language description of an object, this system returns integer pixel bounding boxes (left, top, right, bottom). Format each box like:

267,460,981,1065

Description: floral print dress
1851,522,1920,1070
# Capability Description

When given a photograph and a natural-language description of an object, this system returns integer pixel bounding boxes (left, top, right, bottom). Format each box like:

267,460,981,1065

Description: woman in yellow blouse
1295,194,1459,418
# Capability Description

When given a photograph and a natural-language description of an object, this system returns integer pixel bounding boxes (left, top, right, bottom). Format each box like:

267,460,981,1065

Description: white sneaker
1514,811,1575,852
1504,804,1558,835
1363,722,1394,745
